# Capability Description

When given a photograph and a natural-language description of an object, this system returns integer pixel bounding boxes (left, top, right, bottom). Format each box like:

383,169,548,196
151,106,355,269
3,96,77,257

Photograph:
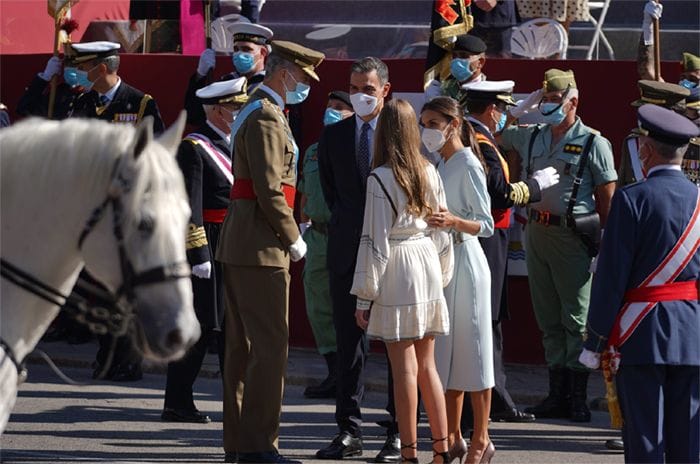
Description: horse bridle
0,154,190,379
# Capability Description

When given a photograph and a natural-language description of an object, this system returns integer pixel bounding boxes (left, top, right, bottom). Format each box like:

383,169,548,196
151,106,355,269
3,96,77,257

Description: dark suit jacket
318,116,366,277
584,169,700,366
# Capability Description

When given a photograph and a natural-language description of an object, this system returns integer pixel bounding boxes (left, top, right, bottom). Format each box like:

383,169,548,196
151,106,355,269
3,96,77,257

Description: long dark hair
372,99,433,217
420,96,488,174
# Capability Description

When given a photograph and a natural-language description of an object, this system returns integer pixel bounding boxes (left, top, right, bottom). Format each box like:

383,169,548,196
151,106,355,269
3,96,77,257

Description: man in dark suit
316,57,399,462
581,104,700,462
462,81,560,425
161,77,248,424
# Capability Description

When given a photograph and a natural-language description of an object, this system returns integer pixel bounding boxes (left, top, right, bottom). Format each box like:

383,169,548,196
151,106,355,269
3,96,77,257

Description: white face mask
421,127,447,153
350,92,378,117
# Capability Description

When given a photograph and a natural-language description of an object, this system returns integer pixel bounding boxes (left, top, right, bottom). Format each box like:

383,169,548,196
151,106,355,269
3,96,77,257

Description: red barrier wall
0,55,682,363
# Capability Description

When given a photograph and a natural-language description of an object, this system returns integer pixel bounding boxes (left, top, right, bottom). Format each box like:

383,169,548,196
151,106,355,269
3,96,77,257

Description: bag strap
526,126,541,178
566,133,597,218
368,172,397,218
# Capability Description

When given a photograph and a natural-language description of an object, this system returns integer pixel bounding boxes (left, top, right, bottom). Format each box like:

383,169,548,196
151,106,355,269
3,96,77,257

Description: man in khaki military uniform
216,40,324,464
618,80,689,186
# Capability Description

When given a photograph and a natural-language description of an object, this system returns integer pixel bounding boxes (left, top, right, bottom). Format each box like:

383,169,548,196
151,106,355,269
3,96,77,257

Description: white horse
0,113,201,434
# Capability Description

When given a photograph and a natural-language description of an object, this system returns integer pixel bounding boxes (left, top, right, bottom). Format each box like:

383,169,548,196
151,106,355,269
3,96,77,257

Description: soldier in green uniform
618,81,689,186
683,86,700,185
424,34,487,104
498,69,617,423
298,91,354,399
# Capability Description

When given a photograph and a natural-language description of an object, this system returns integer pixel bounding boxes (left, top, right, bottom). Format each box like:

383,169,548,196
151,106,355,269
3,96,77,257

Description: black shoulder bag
566,133,601,257
368,172,398,218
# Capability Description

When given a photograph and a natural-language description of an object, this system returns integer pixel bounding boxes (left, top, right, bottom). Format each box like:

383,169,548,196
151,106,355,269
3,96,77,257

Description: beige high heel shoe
466,441,495,464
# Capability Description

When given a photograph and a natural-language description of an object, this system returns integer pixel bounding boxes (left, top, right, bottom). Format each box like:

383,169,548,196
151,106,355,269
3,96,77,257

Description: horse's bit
0,155,190,380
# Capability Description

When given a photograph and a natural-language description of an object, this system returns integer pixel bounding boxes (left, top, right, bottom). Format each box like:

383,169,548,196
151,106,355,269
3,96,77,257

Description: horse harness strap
0,337,27,384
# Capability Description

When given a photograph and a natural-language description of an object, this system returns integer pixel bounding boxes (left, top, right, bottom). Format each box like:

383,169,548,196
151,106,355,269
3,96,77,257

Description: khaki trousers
222,264,290,454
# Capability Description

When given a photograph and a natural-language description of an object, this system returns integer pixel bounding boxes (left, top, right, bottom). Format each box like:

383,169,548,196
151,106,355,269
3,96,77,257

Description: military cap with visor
631,80,689,108
64,41,120,65
196,77,248,105
464,80,517,106
633,104,700,145
230,23,273,45
271,40,325,82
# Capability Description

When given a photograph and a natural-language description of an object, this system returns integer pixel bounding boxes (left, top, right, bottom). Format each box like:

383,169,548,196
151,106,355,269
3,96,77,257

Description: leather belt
203,209,227,224
529,209,572,227
624,280,699,302
310,222,328,235
230,178,296,209
452,231,469,244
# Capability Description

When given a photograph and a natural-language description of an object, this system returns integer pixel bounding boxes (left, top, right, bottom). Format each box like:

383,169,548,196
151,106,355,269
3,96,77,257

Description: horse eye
138,216,155,235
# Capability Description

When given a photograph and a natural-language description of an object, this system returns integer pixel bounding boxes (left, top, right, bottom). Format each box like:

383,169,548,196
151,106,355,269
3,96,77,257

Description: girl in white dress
422,97,496,464
351,99,454,464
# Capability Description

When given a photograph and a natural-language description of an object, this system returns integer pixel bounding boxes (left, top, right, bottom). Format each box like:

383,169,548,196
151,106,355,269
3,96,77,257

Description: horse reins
1,153,190,382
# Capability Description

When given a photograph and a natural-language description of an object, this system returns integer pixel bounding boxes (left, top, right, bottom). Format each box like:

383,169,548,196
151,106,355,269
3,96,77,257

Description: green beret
682,52,700,72
271,40,325,82
542,69,577,92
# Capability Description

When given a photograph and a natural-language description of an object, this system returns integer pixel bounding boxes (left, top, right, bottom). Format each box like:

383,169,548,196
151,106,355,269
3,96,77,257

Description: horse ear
157,110,187,154
132,116,154,160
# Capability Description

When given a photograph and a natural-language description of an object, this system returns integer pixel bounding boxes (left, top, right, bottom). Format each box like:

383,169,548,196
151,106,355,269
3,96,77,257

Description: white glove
39,56,62,81
197,48,216,77
299,221,311,236
192,261,212,279
424,79,442,102
642,1,663,45
578,348,601,370
289,234,307,262
509,89,543,118
532,166,560,190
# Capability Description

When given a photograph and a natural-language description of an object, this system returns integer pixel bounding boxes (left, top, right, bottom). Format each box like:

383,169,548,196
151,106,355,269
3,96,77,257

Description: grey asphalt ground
0,340,624,463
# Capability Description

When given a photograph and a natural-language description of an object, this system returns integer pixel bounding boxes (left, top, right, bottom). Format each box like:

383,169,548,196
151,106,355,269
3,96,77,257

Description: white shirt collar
647,164,682,176
258,84,284,109
206,120,231,147
100,77,121,102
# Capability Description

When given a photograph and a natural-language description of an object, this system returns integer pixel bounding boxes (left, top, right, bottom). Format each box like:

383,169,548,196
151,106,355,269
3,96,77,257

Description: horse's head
80,112,200,362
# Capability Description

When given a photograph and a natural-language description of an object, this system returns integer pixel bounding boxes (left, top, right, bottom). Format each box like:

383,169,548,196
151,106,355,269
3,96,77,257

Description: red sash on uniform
202,209,227,224
230,178,296,209
475,133,511,229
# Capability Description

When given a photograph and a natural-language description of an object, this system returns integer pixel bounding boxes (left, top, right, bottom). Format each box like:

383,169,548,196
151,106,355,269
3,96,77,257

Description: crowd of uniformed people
3,6,700,464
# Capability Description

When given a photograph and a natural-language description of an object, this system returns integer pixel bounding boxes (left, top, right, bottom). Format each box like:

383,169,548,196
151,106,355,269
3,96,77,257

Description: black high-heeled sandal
401,441,419,463
430,437,449,464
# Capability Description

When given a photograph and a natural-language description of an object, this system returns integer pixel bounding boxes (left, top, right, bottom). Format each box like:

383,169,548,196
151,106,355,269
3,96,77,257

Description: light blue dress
435,147,496,392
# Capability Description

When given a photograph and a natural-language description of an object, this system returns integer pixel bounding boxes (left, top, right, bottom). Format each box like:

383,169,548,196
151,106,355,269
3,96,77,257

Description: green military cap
542,69,577,92
632,80,690,108
271,40,325,82
682,52,700,72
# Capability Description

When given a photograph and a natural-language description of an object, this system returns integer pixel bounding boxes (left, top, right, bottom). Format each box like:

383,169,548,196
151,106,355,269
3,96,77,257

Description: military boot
304,352,337,399
524,367,570,418
569,369,591,422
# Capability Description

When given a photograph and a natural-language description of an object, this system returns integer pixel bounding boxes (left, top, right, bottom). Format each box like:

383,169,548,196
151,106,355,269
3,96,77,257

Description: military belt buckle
537,211,551,226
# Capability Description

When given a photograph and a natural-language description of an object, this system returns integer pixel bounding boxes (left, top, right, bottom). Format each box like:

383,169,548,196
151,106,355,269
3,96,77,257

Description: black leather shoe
238,452,301,463
374,433,400,462
161,408,211,424
605,439,624,451
491,407,536,423
316,432,363,459
224,452,238,463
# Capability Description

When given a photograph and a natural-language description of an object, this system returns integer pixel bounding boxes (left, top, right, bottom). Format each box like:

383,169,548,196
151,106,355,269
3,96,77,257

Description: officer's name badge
563,144,583,154
114,113,138,123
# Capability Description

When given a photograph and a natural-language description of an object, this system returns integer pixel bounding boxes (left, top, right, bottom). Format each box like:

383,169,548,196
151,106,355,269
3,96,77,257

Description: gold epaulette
186,223,208,249
137,94,153,124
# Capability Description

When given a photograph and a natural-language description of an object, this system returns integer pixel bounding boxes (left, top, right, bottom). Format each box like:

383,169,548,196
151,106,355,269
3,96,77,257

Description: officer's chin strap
538,85,572,116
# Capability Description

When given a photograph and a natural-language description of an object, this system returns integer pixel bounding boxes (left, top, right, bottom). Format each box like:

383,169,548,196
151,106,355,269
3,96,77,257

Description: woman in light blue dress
422,97,496,464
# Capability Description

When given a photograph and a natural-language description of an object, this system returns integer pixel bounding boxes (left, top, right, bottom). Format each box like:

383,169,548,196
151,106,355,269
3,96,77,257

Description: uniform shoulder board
588,128,601,135
563,144,584,154
690,137,699,146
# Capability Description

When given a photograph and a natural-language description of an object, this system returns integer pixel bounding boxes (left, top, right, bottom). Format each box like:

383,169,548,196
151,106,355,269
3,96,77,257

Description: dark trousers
164,328,224,410
617,364,699,463
330,269,367,436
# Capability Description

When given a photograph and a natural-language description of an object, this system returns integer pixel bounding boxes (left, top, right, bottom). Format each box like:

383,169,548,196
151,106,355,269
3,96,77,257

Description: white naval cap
230,23,273,45
306,25,352,41
65,41,121,64
464,80,517,106
196,77,248,105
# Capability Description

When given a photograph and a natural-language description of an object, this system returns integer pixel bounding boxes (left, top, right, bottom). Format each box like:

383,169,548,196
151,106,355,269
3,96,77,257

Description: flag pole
653,0,661,80
47,1,74,119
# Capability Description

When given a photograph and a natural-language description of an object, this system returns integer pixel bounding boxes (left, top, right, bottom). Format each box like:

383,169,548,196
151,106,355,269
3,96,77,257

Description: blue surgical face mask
450,58,474,82
679,78,698,89
283,71,310,105
540,102,567,126
232,51,255,74
63,66,94,90
495,110,507,132
323,108,343,126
